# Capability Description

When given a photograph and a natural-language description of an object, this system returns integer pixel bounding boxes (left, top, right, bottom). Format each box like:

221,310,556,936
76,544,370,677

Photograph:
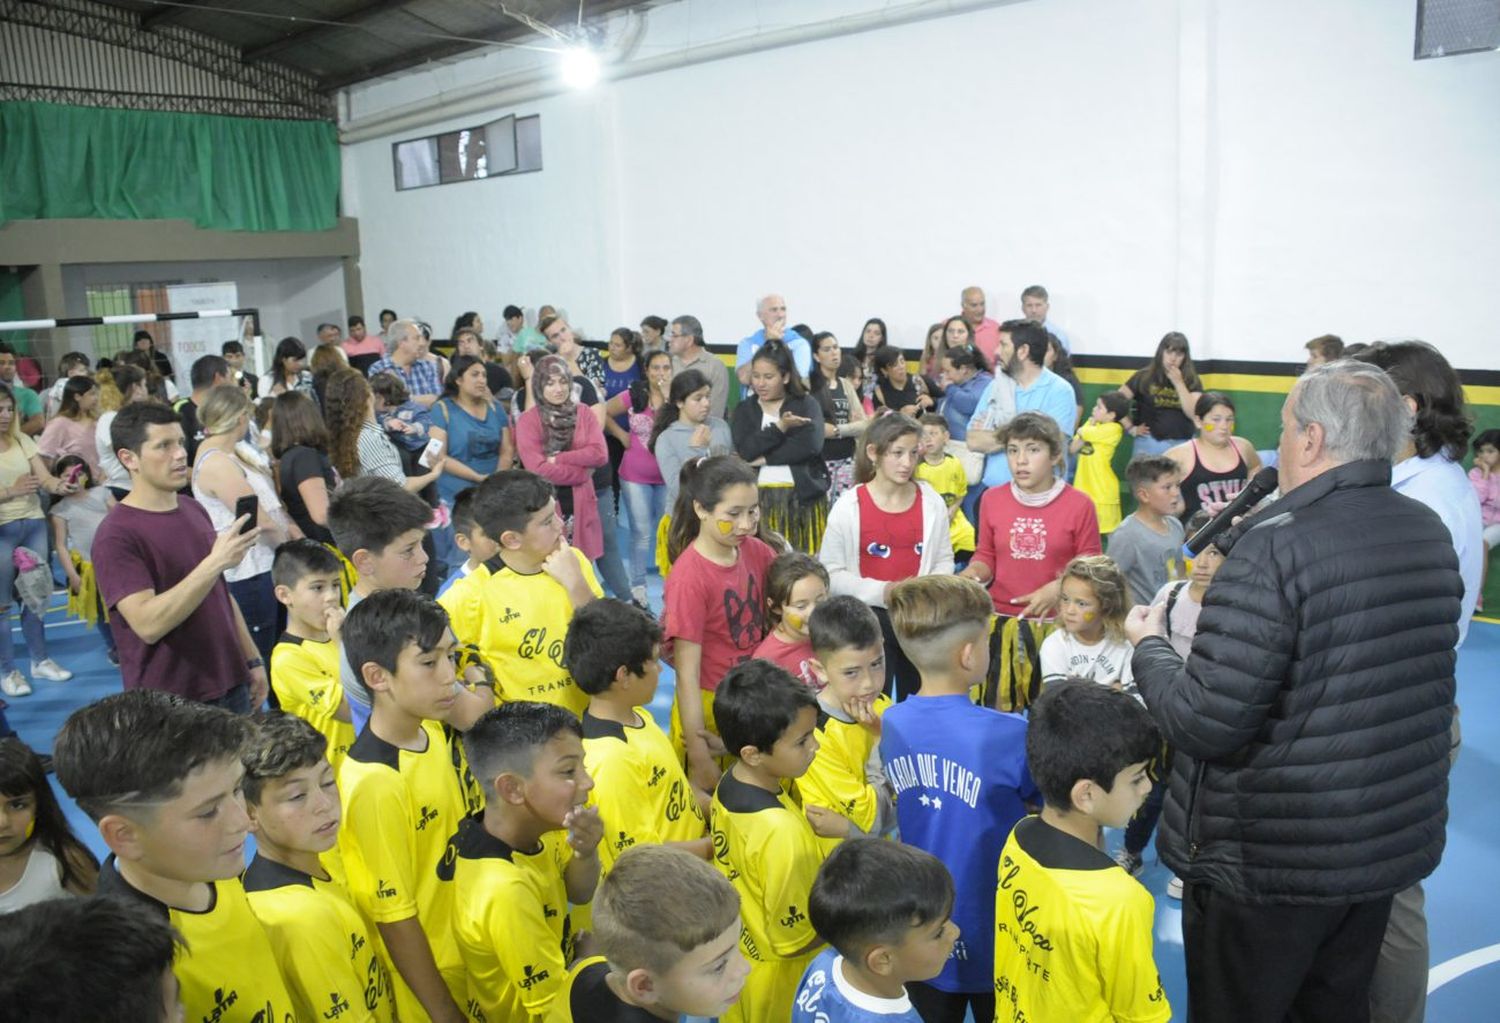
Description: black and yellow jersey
440,815,575,1023
800,697,891,857
993,815,1170,1023
443,549,603,716
271,631,355,769
96,856,295,1023
581,709,707,873
710,770,824,1023
337,719,483,1017
242,853,396,1023
543,957,659,1023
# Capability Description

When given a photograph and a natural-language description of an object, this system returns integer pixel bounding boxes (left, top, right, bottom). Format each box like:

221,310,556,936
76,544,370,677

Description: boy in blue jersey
793,838,959,1022
880,575,1038,1023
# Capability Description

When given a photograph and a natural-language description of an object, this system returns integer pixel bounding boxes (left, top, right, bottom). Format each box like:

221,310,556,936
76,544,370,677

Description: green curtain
0,102,340,232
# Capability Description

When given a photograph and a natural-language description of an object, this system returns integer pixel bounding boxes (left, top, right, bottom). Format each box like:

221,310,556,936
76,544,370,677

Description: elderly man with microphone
1125,360,1463,1023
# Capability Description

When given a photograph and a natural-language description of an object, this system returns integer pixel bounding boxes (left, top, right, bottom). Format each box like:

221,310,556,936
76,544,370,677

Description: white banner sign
165,283,239,384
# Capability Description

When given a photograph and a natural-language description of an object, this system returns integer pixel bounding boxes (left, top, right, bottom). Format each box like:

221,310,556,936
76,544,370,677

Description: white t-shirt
1150,579,1202,660
757,411,795,486
95,411,131,492
1040,630,1137,699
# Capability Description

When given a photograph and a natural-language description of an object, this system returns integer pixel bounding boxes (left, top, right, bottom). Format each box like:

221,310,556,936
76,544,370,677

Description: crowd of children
8,316,1472,1023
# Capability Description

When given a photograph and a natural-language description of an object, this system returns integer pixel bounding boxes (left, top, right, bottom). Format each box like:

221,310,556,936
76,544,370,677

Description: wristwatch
246,657,265,670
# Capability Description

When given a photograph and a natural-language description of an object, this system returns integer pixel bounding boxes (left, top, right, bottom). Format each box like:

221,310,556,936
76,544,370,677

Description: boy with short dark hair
241,712,396,1022
547,843,750,1021
338,589,484,1023
447,470,603,715
881,575,1038,1023
563,598,710,869
52,690,295,1022
436,485,499,599
995,679,1170,1022
0,895,184,1022
801,596,895,856
710,658,829,1023
1107,456,1186,604
915,413,976,560
270,538,353,768
329,476,493,733
445,702,603,1022
221,339,258,398
793,838,959,1022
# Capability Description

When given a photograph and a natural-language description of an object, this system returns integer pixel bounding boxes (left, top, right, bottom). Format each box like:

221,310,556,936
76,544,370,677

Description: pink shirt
970,317,1002,365
37,415,101,477
753,631,820,691
342,336,386,359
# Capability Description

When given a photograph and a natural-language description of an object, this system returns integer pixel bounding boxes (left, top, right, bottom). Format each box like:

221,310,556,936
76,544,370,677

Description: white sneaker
0,670,31,697
31,659,72,682
1166,875,1183,900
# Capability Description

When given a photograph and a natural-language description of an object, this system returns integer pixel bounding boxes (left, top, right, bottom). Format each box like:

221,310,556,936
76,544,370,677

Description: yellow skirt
655,514,673,579
979,614,1061,712
758,484,828,555
66,553,105,625
669,686,721,763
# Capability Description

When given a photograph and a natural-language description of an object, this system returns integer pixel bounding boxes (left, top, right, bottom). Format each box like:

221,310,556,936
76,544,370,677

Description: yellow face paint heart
1203,423,1214,432
1083,612,1096,622
785,612,806,632
716,519,734,535
24,818,34,840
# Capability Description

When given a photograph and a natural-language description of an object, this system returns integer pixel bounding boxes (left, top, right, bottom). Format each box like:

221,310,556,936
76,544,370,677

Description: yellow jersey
242,853,396,1023
444,550,603,716
337,719,484,1017
581,709,708,873
914,454,976,552
800,697,892,857
543,957,655,1023
441,816,576,1023
271,631,355,770
993,816,1170,1023
95,857,295,1023
710,770,824,1023
1073,420,1125,534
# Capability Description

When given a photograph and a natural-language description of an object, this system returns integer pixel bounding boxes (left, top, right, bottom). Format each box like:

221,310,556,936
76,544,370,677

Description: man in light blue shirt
1022,284,1072,353
735,293,811,391
966,320,1078,487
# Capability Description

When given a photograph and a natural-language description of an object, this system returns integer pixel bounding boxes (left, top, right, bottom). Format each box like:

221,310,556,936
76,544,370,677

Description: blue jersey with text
792,948,924,1022
879,694,1037,993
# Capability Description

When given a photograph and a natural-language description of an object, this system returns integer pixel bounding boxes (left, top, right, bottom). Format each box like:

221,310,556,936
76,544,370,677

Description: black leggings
873,605,919,702
908,981,995,1023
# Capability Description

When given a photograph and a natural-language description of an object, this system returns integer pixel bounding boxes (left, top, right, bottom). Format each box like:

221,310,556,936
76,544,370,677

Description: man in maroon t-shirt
93,402,268,710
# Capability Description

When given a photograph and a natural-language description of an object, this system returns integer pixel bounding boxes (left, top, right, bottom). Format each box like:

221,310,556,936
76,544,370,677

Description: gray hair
670,314,704,348
386,318,421,352
1290,360,1412,463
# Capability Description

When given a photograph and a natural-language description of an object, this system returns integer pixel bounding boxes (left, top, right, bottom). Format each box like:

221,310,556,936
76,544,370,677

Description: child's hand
805,805,854,839
848,695,882,736
687,749,722,793
562,804,603,858
542,539,584,589
690,424,712,448
698,729,729,758
387,418,411,434
65,573,82,595
323,604,345,640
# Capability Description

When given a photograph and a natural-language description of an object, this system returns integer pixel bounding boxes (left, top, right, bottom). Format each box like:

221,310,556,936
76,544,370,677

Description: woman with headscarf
515,354,609,561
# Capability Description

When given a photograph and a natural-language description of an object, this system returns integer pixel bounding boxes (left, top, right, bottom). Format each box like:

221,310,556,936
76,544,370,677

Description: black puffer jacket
1133,459,1461,905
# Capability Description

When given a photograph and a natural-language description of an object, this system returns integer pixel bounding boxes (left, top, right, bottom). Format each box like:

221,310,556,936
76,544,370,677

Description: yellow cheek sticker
24,818,35,840
1083,612,1096,622
784,612,806,631
1203,424,1214,432
716,519,734,535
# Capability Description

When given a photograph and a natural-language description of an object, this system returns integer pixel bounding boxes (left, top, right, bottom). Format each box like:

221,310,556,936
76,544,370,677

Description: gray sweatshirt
654,417,733,507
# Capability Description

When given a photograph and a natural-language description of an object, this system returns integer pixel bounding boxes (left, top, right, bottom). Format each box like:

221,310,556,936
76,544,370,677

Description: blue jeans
619,480,665,592
593,485,633,600
1131,434,1180,457
206,683,252,715
229,572,279,668
0,517,50,673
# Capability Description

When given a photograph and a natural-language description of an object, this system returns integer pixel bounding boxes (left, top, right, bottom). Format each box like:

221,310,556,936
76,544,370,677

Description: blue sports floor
7,590,1499,1022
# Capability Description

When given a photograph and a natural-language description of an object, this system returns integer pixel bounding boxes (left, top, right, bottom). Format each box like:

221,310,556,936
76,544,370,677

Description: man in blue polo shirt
966,320,1078,488
735,292,811,391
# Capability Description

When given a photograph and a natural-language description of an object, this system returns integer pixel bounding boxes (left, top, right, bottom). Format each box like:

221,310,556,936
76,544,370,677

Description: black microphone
1184,466,1279,557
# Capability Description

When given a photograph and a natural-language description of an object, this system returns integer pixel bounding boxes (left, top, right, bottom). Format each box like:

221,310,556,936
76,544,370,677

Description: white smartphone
418,437,445,468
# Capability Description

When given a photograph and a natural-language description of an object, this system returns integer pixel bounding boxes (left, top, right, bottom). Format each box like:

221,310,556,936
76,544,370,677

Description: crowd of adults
0,283,1490,1023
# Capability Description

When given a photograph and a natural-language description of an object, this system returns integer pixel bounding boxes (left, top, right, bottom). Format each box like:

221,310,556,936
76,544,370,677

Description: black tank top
1179,439,1247,522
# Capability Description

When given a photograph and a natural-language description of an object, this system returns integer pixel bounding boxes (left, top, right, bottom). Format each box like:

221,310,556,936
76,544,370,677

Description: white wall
341,0,1500,369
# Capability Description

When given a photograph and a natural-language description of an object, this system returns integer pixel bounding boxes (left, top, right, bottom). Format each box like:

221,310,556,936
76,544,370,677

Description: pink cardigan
1470,467,1500,527
515,405,609,559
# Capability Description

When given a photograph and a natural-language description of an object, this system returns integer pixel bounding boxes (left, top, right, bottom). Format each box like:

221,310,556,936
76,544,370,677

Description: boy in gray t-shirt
1107,456,1188,605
